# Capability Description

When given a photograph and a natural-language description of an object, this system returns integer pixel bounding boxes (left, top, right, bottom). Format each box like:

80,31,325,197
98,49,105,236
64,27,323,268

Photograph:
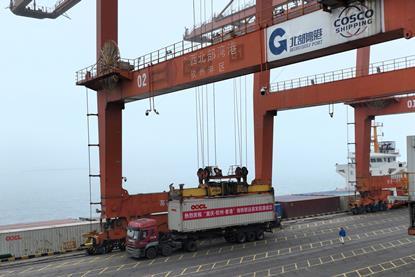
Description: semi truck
126,167,277,259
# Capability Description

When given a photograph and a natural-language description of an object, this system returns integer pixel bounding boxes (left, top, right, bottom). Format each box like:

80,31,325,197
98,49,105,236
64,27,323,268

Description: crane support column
254,72,274,183
354,47,371,195
354,108,373,194
96,0,121,218
253,0,273,183
408,136,415,235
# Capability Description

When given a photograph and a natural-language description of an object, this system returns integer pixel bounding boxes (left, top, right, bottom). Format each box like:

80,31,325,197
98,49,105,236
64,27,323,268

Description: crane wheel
86,247,96,255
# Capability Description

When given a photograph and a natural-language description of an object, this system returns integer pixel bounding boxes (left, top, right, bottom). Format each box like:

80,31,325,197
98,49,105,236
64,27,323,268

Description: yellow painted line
116,264,125,271
18,267,33,274
80,270,90,277
54,261,71,269
37,264,52,271
133,261,141,268
180,268,187,275
87,257,100,263
98,267,108,275
71,258,86,265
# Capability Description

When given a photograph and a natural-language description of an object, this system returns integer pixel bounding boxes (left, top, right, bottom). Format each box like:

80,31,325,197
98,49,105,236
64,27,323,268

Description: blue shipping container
275,203,282,219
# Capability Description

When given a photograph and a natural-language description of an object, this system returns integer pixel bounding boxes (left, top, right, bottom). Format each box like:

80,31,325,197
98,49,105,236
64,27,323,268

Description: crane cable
244,76,248,166
233,76,248,167
193,0,219,168
211,0,218,166
213,83,218,166
193,0,200,168
233,79,238,165
239,77,245,166
206,85,210,165
195,87,200,168
199,86,205,167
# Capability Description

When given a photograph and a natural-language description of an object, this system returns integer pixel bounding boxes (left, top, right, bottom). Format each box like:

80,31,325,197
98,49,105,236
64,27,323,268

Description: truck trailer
126,167,276,259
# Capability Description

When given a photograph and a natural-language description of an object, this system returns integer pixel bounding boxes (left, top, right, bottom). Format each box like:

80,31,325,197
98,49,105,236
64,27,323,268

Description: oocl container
0,220,100,258
168,194,275,232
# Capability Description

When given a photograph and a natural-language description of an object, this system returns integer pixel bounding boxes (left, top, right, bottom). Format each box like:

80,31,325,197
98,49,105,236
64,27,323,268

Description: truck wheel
161,244,173,256
224,233,236,243
236,232,246,243
255,230,265,241
246,231,256,242
184,240,198,252
145,247,157,259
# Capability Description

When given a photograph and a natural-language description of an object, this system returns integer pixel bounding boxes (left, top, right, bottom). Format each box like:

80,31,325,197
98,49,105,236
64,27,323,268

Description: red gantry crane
10,0,415,251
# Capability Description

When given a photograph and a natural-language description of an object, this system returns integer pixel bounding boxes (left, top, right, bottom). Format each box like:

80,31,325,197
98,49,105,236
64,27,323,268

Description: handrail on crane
184,0,321,43
10,0,81,19
269,55,415,93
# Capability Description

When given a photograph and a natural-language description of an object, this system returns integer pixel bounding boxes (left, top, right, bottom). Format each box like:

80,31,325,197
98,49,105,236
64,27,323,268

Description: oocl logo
269,28,288,56
191,204,207,210
334,4,374,38
5,235,22,241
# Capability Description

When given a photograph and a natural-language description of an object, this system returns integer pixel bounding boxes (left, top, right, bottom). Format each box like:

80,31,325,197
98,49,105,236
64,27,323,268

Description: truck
126,166,277,259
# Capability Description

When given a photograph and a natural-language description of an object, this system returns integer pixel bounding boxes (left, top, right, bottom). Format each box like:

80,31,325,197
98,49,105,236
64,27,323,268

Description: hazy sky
1,1,415,223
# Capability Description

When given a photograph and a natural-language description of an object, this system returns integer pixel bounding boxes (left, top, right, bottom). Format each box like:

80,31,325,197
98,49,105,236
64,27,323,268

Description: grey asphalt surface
0,208,413,277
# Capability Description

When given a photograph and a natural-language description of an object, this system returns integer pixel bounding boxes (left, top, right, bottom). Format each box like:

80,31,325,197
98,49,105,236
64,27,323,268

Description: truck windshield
127,228,140,240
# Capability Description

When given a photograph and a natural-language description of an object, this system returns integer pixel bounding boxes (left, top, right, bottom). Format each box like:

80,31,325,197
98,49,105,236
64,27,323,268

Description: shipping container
168,194,275,232
0,220,100,258
274,203,282,219
275,195,340,218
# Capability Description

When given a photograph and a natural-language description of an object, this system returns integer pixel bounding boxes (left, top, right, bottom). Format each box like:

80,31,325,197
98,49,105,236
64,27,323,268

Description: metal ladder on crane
85,89,101,226
346,105,357,206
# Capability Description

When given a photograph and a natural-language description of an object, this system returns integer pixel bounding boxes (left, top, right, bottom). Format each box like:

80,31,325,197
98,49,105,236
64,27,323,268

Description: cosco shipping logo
269,28,288,56
334,4,374,38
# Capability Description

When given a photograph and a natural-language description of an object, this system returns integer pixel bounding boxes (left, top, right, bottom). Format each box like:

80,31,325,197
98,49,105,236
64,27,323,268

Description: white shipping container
168,194,275,232
0,221,100,258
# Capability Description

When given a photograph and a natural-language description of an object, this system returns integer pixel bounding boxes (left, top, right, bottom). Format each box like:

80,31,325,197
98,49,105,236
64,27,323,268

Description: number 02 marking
137,73,147,88
408,100,415,109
